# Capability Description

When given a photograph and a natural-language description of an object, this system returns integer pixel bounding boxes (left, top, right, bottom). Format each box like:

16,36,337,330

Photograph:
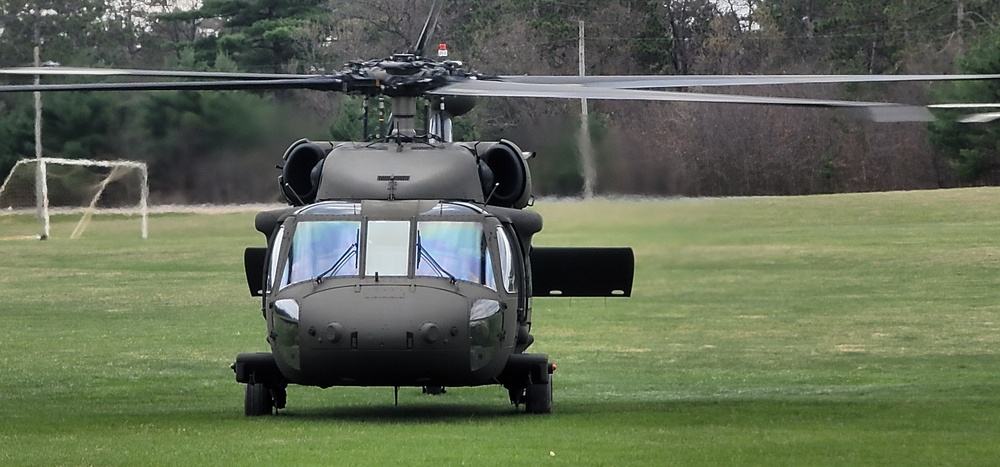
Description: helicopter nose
299,285,470,351
312,319,457,350
316,319,439,350
290,284,496,386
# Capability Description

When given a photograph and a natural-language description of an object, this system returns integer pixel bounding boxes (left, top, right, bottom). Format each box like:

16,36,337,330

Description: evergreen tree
929,29,1000,183
155,0,334,72
0,0,118,66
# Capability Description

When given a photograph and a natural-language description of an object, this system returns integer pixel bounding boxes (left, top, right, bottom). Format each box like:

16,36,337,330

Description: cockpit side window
269,225,287,294
496,225,517,293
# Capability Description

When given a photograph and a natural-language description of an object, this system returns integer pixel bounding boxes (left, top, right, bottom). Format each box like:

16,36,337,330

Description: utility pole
578,20,596,199
33,6,50,240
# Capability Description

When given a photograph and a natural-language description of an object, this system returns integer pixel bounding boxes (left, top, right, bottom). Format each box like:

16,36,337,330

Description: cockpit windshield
415,221,494,287
281,220,360,287
275,202,502,290
365,221,410,277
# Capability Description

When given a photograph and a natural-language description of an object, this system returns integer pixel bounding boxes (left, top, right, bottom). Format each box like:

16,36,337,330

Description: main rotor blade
433,80,934,121
499,74,1000,89
412,0,442,56
0,66,315,80
929,103,1000,109
0,77,342,93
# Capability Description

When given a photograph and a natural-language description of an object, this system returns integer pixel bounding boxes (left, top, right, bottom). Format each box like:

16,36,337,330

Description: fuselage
237,140,628,415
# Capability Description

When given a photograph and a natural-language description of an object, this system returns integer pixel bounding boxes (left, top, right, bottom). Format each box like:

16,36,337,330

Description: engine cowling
279,140,327,205
478,140,532,209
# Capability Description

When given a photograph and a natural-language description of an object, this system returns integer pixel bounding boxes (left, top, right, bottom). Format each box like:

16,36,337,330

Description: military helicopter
2,2,999,416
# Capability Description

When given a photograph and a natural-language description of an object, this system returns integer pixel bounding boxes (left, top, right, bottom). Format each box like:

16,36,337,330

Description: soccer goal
0,157,149,240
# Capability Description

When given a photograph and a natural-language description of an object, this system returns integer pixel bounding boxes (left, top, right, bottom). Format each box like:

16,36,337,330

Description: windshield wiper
315,242,358,283
417,233,457,284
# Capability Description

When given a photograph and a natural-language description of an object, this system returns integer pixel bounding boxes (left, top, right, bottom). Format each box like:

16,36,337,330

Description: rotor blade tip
958,112,1000,124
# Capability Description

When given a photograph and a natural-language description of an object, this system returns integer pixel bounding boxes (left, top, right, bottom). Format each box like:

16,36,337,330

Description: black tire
524,379,552,414
245,383,273,416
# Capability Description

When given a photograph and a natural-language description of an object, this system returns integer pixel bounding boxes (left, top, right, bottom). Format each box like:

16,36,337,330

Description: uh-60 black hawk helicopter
3,2,999,416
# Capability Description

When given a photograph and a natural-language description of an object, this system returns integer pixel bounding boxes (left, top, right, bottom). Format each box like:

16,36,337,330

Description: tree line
1,0,999,202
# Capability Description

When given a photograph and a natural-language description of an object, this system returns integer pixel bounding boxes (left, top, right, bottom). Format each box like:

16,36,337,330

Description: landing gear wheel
524,379,552,414
500,354,554,413
245,382,274,416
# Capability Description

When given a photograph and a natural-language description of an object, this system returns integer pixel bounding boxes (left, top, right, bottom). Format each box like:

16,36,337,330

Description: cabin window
282,220,360,288
365,220,410,277
496,226,517,293
416,221,495,288
270,225,287,293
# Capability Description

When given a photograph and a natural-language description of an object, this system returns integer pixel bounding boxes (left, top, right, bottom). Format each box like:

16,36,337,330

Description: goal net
0,157,149,240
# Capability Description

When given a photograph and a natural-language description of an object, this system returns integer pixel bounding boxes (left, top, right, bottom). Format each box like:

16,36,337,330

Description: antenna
283,182,306,206
412,0,442,56
485,182,500,205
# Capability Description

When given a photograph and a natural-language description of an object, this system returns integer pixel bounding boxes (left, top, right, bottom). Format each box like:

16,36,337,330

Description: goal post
0,157,149,240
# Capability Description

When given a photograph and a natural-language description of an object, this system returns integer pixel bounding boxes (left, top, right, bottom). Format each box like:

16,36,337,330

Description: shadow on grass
272,395,943,425
547,394,1000,432
278,403,524,423
189,373,1000,425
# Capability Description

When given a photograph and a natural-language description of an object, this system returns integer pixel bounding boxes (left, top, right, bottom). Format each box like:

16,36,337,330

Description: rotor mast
390,96,418,139
383,0,451,144
384,95,453,143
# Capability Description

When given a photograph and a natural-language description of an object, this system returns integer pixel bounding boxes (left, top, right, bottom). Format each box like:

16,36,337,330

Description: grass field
2,189,999,465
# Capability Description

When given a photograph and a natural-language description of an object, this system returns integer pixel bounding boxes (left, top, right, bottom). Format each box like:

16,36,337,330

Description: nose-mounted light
469,299,503,372
470,298,501,322
274,298,300,321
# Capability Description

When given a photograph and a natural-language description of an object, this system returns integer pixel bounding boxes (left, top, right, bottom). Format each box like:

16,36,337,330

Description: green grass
2,189,1000,465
